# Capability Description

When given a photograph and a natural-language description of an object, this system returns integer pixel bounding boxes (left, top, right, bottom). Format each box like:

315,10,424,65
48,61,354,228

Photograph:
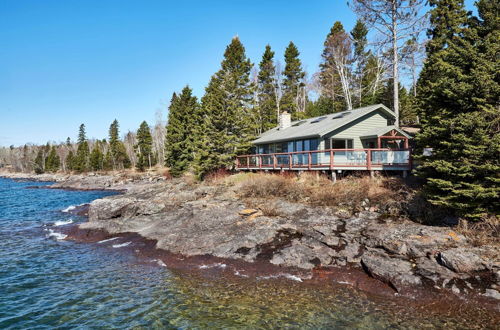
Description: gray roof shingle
252,104,395,144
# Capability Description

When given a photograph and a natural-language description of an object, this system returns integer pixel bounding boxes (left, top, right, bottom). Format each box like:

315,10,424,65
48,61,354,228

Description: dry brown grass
238,172,407,214
457,216,500,247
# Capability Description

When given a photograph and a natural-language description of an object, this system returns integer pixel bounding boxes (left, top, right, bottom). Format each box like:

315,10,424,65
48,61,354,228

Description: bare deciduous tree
350,0,428,125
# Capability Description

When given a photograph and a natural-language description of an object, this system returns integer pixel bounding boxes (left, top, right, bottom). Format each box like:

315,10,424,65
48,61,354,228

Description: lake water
0,177,496,329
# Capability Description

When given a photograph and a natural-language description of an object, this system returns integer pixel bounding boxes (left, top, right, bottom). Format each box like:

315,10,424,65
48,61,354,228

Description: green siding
324,110,389,149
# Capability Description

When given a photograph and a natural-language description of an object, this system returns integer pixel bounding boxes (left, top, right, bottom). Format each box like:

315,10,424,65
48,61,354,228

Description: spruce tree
416,0,499,218
194,37,254,178
89,141,104,171
135,121,155,171
256,45,278,133
74,124,90,172
281,42,306,118
319,23,348,112
45,145,60,172
165,87,200,176
108,120,131,170
34,148,44,174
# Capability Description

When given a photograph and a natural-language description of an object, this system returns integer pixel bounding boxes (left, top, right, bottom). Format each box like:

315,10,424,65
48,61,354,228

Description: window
292,120,307,127
311,116,327,123
387,118,395,125
332,139,353,149
295,140,303,152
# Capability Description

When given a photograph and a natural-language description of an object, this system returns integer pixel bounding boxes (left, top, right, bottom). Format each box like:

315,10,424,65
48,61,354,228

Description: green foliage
108,120,131,170
319,22,348,112
256,45,278,133
44,146,60,172
165,87,200,176
194,37,254,178
416,0,500,219
89,141,104,171
136,121,155,171
66,150,75,171
34,148,44,174
74,124,89,172
281,41,306,118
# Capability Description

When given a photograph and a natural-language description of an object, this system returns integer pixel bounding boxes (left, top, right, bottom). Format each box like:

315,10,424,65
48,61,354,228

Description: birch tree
350,0,428,125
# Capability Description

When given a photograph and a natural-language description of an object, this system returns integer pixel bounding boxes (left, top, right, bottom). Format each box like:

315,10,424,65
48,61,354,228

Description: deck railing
236,148,412,171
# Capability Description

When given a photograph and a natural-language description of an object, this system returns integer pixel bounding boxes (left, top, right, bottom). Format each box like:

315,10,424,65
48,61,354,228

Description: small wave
155,259,167,267
199,263,227,269
97,237,119,244
61,205,76,213
46,229,67,241
112,242,132,248
61,203,85,213
53,219,73,226
257,273,308,282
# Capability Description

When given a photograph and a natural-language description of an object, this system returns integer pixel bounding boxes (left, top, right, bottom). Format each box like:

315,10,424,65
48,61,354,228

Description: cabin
236,104,412,177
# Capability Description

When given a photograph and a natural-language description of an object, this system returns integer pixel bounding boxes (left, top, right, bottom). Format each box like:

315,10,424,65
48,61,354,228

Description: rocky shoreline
1,171,499,312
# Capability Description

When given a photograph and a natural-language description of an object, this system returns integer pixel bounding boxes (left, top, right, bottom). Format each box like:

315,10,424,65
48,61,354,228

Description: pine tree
74,124,90,172
281,42,306,118
66,151,75,171
89,141,104,171
416,0,499,219
165,87,200,176
256,45,278,133
135,121,155,171
194,37,254,178
108,120,131,170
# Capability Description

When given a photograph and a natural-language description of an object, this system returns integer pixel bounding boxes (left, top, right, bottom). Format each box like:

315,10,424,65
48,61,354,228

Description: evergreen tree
108,120,131,170
74,124,90,172
256,45,278,133
89,141,104,171
34,148,44,174
416,0,499,218
136,121,155,171
165,87,200,176
45,145,60,172
319,23,348,112
281,42,306,118
194,37,254,178
66,151,75,171
350,20,370,108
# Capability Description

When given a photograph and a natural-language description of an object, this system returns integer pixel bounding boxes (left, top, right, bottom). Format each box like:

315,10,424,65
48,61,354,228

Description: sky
0,0,478,146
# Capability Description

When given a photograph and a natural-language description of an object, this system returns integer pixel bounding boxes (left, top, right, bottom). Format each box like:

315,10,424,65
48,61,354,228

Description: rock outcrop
73,178,499,303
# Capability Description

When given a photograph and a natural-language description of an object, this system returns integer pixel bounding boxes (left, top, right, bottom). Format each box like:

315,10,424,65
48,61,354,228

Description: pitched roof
360,125,411,139
252,104,395,144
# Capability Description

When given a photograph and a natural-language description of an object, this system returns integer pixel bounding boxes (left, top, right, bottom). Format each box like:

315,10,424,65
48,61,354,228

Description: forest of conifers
1,0,498,220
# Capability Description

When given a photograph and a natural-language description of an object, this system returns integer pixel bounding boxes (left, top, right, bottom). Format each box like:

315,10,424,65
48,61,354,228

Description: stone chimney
279,111,291,130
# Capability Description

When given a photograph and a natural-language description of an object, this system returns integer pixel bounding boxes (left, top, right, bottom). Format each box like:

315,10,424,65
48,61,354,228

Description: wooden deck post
258,155,262,169
247,156,250,170
367,150,371,171
289,154,292,170
273,154,276,170
329,150,334,170
308,152,312,170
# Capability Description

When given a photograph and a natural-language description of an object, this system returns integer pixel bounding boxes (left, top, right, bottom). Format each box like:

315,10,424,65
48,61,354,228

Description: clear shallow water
0,178,497,329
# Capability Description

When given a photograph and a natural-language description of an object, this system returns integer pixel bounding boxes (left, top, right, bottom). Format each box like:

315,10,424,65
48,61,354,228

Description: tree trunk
392,0,399,126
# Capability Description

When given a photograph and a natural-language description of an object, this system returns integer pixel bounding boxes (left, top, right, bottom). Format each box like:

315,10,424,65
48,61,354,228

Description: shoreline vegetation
1,169,499,314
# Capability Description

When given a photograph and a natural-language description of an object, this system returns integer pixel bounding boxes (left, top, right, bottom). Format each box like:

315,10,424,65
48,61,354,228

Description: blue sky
0,0,477,146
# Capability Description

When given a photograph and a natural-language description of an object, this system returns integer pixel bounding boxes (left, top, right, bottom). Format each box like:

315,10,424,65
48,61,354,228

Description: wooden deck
236,148,412,172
